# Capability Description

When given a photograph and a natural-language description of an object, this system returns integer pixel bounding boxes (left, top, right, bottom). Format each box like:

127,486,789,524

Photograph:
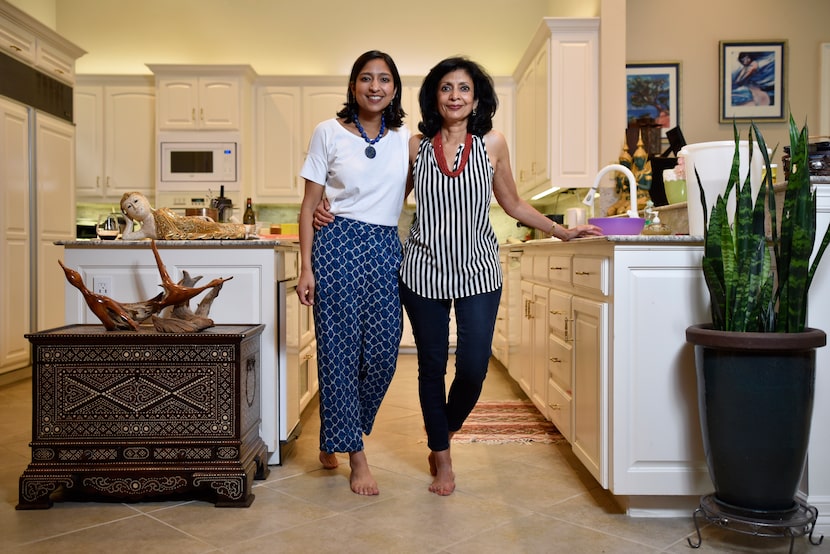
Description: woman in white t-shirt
297,50,410,496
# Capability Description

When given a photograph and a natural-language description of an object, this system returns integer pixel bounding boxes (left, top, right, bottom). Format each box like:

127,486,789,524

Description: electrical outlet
93,276,113,296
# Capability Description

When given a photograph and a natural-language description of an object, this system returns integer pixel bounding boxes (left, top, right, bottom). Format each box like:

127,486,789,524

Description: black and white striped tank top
400,134,502,299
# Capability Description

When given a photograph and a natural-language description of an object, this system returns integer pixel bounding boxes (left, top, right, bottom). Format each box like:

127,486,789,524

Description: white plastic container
680,140,766,235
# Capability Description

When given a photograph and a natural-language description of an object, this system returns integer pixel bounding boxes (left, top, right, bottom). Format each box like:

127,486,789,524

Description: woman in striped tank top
400,58,602,495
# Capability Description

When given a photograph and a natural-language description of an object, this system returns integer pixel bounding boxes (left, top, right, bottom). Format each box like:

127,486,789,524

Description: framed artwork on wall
821,42,830,137
720,40,786,122
625,62,679,138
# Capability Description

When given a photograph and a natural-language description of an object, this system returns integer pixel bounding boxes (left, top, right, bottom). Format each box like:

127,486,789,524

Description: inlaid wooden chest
17,324,269,509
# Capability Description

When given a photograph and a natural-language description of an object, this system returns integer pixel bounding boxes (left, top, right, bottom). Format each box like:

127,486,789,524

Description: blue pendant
365,145,376,159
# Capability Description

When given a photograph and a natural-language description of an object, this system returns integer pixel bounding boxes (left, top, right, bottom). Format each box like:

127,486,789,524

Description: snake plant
698,116,830,333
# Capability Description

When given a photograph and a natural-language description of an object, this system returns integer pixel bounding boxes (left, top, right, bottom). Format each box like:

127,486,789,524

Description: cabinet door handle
96,176,100,189
303,352,313,361
105,176,110,188
191,107,196,122
565,318,573,342
575,271,593,276
549,403,561,411
200,107,204,122
550,309,564,315
550,266,565,271
10,44,22,52
550,357,562,363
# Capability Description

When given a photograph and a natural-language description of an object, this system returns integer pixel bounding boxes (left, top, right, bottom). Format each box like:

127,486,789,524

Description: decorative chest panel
17,324,269,509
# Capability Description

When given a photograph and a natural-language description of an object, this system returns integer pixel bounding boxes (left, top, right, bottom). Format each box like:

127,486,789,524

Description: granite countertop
502,234,704,249
57,238,289,248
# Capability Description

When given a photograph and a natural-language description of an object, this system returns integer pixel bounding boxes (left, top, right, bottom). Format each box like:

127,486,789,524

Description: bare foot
319,451,338,469
428,448,455,496
348,450,379,495
428,432,454,477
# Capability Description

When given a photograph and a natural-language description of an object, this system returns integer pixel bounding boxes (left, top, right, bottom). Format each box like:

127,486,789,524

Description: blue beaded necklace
353,114,386,159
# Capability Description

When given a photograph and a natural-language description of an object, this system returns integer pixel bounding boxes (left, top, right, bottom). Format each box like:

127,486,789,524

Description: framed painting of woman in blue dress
720,40,786,122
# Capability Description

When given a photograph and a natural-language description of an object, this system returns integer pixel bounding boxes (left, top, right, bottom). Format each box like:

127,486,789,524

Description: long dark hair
418,57,497,138
337,50,406,129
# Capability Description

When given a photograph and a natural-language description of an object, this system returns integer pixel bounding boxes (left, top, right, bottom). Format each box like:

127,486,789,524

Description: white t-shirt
300,118,410,227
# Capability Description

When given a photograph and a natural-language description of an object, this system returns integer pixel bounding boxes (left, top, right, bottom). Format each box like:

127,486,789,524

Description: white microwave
159,133,240,191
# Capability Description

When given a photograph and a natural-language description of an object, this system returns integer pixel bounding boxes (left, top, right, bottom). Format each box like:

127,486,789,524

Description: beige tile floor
0,355,822,553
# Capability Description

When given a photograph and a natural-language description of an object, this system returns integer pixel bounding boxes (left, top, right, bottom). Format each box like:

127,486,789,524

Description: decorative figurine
607,132,653,216
120,191,247,240
59,241,232,332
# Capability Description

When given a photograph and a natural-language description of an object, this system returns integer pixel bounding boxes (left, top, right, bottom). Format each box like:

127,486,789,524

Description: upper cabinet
0,2,85,85
253,80,346,203
147,65,256,131
74,77,155,201
255,85,303,202
513,18,599,199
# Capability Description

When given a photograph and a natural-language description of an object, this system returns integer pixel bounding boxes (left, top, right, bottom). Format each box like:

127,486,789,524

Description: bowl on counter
185,207,219,221
589,217,645,235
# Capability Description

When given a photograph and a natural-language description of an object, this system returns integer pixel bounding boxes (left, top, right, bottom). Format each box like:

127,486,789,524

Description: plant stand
687,494,824,553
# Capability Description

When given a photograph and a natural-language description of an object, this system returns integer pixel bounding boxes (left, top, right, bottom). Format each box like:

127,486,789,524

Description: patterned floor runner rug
452,400,565,444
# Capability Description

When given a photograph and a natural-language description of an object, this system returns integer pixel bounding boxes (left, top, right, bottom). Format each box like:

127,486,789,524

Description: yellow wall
626,0,829,166
40,0,553,76
10,0,827,174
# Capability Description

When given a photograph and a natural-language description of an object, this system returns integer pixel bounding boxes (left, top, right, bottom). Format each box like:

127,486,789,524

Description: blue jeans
400,280,502,451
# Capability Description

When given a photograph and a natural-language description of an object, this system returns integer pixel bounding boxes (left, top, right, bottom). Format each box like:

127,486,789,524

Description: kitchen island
58,239,310,465
498,233,830,528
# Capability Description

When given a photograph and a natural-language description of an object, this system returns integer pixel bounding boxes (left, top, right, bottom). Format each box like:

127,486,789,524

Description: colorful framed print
720,40,786,122
625,62,679,138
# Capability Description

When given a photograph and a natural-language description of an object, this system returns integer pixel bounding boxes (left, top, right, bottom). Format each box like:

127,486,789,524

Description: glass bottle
243,197,256,235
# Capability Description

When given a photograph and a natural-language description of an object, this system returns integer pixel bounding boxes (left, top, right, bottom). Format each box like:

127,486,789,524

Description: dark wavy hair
336,50,406,129
418,57,497,138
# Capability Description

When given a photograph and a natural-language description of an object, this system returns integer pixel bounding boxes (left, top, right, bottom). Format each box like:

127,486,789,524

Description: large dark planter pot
686,324,826,515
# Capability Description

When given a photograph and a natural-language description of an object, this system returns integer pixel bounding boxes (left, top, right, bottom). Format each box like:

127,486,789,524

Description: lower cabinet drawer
547,379,572,442
572,256,609,295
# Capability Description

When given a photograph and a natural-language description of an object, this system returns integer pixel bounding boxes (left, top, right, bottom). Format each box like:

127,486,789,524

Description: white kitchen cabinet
509,238,713,513
0,2,84,85
518,257,549,413
282,273,318,434
0,101,74,373
148,65,256,131
400,84,421,135
0,11,36,66
254,85,303,202
494,249,522,371
571,294,608,486
301,86,347,157
0,97,31,375
513,17,599,199
547,287,572,440
514,48,547,193
61,242,295,464
74,78,155,201
610,245,711,498
35,113,75,332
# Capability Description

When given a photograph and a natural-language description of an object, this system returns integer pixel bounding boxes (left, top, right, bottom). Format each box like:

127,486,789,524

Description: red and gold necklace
433,132,473,177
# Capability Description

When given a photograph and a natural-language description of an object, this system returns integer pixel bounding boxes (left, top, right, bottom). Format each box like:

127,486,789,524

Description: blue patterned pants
312,217,403,454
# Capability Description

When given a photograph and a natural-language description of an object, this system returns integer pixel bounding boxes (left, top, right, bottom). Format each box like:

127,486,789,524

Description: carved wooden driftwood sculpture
59,241,232,332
